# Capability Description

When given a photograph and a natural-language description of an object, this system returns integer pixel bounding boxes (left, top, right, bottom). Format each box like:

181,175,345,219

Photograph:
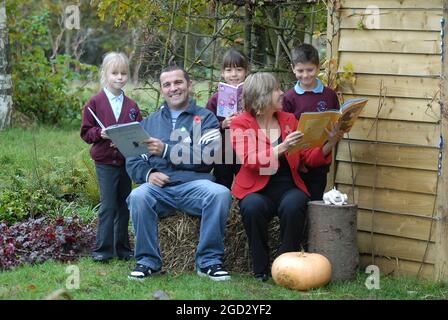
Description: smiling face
291,62,319,91
221,66,247,86
160,69,192,110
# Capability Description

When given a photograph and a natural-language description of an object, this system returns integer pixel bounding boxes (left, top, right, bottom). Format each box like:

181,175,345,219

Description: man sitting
126,65,231,281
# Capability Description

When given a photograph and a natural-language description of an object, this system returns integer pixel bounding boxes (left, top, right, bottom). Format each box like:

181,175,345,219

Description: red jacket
230,111,332,199
80,90,142,166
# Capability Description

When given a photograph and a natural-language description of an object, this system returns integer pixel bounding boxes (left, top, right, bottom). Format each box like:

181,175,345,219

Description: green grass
0,258,447,300
0,126,86,174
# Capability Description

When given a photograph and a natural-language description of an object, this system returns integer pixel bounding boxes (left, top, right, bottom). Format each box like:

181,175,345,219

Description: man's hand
148,172,170,187
143,138,166,156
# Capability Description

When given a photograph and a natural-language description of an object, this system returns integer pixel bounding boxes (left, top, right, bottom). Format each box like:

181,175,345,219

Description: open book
289,98,368,153
216,82,244,118
88,107,150,157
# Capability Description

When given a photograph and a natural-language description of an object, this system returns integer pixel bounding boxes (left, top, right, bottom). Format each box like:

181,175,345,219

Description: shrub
0,216,95,270
0,188,63,225
10,10,97,125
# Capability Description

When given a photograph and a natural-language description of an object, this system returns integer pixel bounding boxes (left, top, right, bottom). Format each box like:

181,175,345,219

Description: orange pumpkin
271,252,332,291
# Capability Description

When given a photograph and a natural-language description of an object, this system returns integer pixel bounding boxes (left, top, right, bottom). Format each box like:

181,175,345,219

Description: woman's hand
283,131,304,150
322,122,344,156
222,113,238,129
325,122,344,148
276,131,304,155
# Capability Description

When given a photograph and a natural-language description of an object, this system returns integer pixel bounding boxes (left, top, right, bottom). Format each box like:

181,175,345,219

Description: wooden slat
357,231,435,264
359,255,434,280
339,30,441,54
341,0,443,9
357,209,436,241
340,9,443,31
338,184,436,218
348,118,440,147
336,140,439,170
326,1,342,190
335,162,438,194
434,1,448,281
339,52,441,76
342,95,440,123
338,74,440,99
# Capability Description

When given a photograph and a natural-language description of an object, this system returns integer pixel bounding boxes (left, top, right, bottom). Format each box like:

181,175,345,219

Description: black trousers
239,186,309,275
213,163,240,190
300,168,328,201
94,164,133,259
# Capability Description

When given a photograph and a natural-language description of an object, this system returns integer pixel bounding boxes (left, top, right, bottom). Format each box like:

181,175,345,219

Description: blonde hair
243,72,279,116
99,52,130,88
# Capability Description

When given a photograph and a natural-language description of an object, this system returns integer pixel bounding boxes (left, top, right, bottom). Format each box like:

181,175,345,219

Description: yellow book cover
289,98,368,153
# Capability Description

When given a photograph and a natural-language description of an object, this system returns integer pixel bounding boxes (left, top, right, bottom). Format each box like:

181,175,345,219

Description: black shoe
197,264,231,281
128,264,161,280
92,254,111,263
254,273,269,282
118,253,134,261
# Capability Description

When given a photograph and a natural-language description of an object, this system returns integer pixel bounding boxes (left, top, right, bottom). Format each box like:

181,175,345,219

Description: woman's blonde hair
99,52,130,88
243,72,279,116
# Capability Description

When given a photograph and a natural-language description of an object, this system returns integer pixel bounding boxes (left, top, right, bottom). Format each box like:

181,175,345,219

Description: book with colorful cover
216,82,244,118
289,98,368,153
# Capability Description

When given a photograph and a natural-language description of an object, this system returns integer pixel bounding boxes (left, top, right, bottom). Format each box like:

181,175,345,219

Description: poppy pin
194,115,202,124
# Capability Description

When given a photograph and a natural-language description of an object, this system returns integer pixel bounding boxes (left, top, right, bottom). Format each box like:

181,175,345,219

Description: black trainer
128,264,160,280
254,273,269,282
197,264,231,281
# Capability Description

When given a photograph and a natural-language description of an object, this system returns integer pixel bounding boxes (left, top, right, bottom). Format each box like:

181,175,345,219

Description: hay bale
157,198,282,274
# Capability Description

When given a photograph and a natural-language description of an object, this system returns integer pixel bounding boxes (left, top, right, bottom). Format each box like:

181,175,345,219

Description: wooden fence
327,0,447,280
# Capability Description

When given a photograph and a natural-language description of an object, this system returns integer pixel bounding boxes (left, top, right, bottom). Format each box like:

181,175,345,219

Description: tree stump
307,201,359,281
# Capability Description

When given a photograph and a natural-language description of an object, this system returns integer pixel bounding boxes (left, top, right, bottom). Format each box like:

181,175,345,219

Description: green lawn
0,258,447,300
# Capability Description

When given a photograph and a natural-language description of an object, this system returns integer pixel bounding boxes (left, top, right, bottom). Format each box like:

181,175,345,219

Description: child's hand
101,129,110,140
222,113,238,129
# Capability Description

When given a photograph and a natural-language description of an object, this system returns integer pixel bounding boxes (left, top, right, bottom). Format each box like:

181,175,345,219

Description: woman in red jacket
230,72,342,281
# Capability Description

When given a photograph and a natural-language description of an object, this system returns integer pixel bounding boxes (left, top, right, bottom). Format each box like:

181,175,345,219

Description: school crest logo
317,101,328,112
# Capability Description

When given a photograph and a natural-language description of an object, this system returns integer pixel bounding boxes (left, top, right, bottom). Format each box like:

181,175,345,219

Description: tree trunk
0,0,12,130
307,201,359,282
243,3,253,59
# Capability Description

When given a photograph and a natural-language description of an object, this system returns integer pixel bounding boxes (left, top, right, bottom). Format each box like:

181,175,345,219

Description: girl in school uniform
80,52,142,262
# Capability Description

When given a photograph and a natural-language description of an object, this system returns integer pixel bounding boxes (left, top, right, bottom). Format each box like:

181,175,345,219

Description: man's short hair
159,65,190,83
291,43,320,66
243,72,279,117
